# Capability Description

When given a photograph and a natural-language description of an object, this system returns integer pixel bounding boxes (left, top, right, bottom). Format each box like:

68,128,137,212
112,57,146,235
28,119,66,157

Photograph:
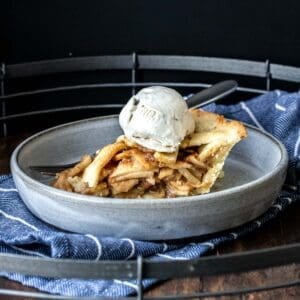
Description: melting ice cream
119,86,195,152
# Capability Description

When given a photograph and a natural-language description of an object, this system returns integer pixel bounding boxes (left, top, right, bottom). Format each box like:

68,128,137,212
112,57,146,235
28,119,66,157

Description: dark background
1,0,300,134
1,0,300,65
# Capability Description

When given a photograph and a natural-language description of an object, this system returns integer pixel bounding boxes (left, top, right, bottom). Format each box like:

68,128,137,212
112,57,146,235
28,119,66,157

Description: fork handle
186,80,237,109
30,163,77,175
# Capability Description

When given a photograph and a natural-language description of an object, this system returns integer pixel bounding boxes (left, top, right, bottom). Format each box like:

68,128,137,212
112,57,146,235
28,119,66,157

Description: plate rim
11,115,289,206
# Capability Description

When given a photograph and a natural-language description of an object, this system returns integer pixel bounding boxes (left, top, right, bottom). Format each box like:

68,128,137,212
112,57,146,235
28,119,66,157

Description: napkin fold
0,90,299,297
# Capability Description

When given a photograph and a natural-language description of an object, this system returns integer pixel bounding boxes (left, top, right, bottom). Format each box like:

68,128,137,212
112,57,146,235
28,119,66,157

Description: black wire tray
0,54,299,299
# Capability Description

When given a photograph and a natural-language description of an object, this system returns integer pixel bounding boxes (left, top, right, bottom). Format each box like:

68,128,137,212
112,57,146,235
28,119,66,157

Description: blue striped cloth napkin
0,90,299,297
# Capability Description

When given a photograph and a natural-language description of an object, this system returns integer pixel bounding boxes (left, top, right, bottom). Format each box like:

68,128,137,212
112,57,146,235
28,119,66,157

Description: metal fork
30,163,86,176
29,80,237,175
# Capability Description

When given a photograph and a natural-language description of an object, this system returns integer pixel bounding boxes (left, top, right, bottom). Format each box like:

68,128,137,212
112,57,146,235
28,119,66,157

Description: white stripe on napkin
275,103,286,111
121,238,136,260
282,197,293,204
240,101,264,130
162,242,168,252
0,209,39,231
230,233,238,239
85,234,102,260
294,129,300,157
0,187,18,192
199,242,215,249
114,280,138,292
284,184,298,191
157,253,189,260
272,204,282,210
254,220,262,227
10,245,48,257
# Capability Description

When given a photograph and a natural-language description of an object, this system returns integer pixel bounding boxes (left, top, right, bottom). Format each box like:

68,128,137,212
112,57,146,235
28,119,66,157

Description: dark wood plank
201,264,300,300
146,278,203,297
0,277,37,300
205,190,300,299
0,134,30,174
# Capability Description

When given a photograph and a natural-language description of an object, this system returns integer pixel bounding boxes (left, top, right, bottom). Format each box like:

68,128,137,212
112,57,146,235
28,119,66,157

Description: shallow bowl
11,115,288,240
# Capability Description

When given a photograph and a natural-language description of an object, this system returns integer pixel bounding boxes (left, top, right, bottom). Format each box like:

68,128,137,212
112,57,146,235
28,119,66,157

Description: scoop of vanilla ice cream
119,86,195,152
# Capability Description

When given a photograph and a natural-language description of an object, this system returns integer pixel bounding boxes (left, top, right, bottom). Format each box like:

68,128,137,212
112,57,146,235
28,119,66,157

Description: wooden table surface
0,134,299,300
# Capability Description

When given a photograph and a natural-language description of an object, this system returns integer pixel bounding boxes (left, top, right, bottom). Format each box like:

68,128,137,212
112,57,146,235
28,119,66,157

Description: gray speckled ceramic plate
11,115,288,240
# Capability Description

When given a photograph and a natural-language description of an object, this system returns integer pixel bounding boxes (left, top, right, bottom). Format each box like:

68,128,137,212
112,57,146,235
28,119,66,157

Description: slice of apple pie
53,110,247,198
